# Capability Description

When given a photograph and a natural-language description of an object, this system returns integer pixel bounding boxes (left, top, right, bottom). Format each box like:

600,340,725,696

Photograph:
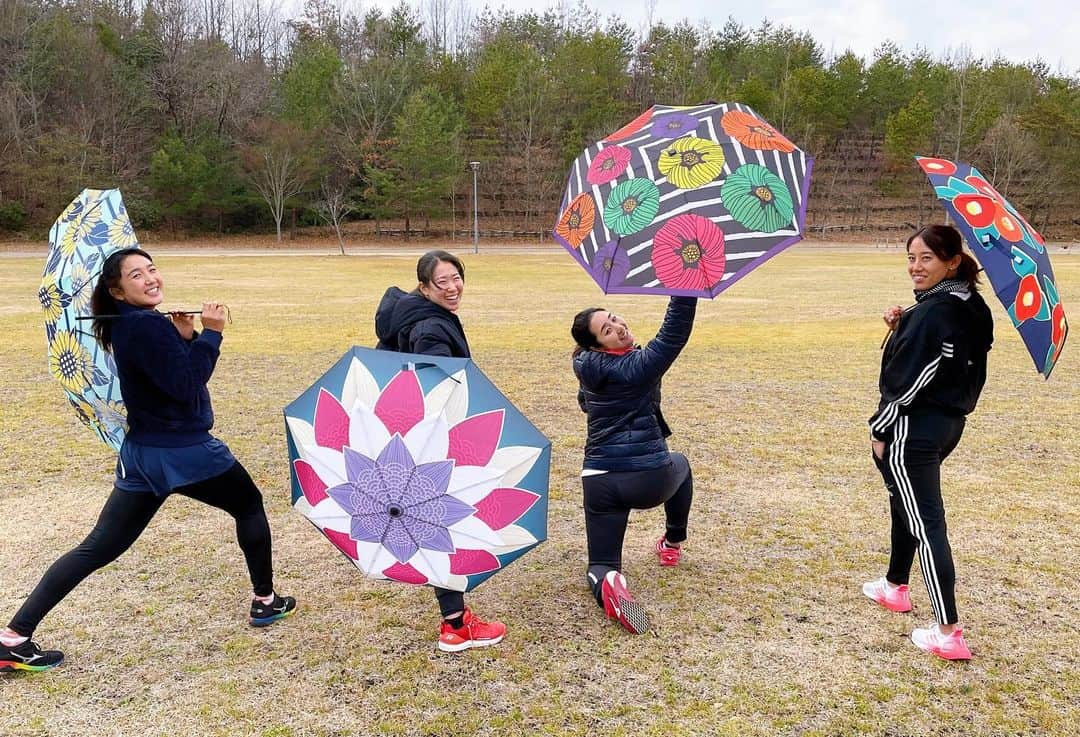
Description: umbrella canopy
916,156,1068,378
39,189,139,449
553,102,814,297
284,348,550,592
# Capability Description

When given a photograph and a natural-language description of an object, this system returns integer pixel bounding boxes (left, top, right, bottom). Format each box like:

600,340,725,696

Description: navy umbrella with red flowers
917,156,1068,378
553,102,814,297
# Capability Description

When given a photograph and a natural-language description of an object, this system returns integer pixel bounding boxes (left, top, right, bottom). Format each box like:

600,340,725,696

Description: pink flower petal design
383,561,428,584
474,487,541,530
314,388,350,451
448,410,504,466
294,459,328,505
323,528,358,560
449,549,502,575
374,371,425,436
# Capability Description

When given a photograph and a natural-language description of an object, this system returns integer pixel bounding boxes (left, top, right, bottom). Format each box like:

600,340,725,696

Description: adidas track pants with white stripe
873,412,965,626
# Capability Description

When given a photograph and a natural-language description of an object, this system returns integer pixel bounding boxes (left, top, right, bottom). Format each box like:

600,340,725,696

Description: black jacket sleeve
869,304,953,440
127,314,222,402
409,318,456,357
598,296,697,387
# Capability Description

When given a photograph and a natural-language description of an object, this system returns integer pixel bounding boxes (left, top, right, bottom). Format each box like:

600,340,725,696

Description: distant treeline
2,0,1078,240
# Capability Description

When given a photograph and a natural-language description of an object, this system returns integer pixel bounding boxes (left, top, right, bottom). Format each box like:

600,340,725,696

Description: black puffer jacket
574,296,697,471
374,287,470,358
870,284,994,441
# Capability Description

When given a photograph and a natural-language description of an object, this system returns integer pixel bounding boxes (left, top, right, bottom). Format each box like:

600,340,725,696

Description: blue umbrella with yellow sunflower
39,189,140,450
553,103,814,297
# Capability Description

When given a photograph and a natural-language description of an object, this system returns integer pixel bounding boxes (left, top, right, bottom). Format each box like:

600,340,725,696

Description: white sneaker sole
437,633,505,653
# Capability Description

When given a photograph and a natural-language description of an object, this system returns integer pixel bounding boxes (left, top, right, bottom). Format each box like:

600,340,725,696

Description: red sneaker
655,537,682,567
601,571,650,634
437,608,506,653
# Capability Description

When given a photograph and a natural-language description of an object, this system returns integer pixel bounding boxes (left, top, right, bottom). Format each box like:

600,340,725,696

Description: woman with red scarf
570,296,698,634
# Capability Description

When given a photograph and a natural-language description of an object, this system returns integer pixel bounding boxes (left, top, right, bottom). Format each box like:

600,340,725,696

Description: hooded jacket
869,284,994,441
374,286,470,358
574,296,696,471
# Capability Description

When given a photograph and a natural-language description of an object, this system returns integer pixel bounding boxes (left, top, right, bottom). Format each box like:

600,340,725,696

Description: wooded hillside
2,0,1077,239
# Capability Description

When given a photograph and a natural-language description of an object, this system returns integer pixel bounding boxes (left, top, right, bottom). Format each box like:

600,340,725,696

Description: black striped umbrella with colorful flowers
553,103,813,297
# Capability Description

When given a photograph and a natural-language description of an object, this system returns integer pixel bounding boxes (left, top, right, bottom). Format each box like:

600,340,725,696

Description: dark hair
571,307,604,356
417,250,464,285
91,247,152,352
907,224,981,289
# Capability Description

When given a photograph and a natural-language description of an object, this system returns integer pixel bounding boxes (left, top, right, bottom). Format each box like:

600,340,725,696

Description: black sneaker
1,639,64,672
249,594,296,627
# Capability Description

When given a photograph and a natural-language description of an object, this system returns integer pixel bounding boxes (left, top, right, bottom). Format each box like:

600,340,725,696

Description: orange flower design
721,110,795,152
604,108,654,143
555,193,597,248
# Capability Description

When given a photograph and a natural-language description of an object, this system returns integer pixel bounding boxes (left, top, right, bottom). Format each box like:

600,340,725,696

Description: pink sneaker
910,624,972,661
861,577,912,613
601,571,650,634
655,537,682,567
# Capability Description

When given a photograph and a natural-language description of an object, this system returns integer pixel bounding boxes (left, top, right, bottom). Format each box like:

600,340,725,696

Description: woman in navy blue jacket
1,248,293,673
863,224,993,662
571,296,697,634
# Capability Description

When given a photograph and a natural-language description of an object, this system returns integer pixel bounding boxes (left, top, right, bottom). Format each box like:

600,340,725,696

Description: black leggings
434,588,464,619
874,413,965,626
582,453,693,606
8,462,274,637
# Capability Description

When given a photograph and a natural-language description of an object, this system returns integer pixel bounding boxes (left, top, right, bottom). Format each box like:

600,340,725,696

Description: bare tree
422,0,471,56
979,114,1037,197
315,174,355,254
244,121,313,241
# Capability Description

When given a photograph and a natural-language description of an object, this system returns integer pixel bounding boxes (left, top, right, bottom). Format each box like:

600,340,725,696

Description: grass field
1,247,1077,736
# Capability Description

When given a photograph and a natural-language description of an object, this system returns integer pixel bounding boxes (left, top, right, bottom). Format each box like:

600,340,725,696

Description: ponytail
571,307,603,357
91,247,152,352
955,251,981,288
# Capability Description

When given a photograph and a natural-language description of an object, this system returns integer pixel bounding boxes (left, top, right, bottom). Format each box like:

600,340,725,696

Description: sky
346,0,1080,74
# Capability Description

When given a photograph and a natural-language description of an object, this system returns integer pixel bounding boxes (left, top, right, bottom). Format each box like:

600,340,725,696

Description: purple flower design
589,241,631,289
649,113,700,139
325,436,475,564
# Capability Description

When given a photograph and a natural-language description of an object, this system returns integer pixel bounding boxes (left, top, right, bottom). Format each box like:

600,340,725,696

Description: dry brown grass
1,248,1077,737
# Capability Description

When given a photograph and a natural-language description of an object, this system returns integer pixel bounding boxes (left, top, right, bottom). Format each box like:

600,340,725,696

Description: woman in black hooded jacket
862,224,993,662
373,250,506,653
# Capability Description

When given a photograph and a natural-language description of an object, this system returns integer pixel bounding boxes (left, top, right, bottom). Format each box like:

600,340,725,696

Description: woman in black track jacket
862,224,993,662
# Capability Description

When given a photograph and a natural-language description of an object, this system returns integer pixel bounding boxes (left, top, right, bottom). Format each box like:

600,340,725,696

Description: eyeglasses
431,274,463,291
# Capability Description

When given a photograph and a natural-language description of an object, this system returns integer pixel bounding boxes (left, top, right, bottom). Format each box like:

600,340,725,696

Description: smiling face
419,259,464,313
588,310,635,351
109,253,163,308
907,236,960,291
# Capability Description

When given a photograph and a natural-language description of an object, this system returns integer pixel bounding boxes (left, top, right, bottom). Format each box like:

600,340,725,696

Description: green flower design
603,178,661,236
721,164,794,233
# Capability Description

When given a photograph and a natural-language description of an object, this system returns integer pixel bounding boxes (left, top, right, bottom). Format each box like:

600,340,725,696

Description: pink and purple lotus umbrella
553,103,814,297
284,348,550,592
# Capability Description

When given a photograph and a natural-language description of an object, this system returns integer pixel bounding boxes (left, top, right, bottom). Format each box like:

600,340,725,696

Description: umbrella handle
76,308,232,323
76,311,198,321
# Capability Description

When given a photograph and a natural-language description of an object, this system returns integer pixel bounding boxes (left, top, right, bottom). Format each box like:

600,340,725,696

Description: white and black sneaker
1,639,64,672
249,594,296,627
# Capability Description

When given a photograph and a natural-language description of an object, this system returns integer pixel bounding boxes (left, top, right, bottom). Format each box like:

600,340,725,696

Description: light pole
469,161,480,254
